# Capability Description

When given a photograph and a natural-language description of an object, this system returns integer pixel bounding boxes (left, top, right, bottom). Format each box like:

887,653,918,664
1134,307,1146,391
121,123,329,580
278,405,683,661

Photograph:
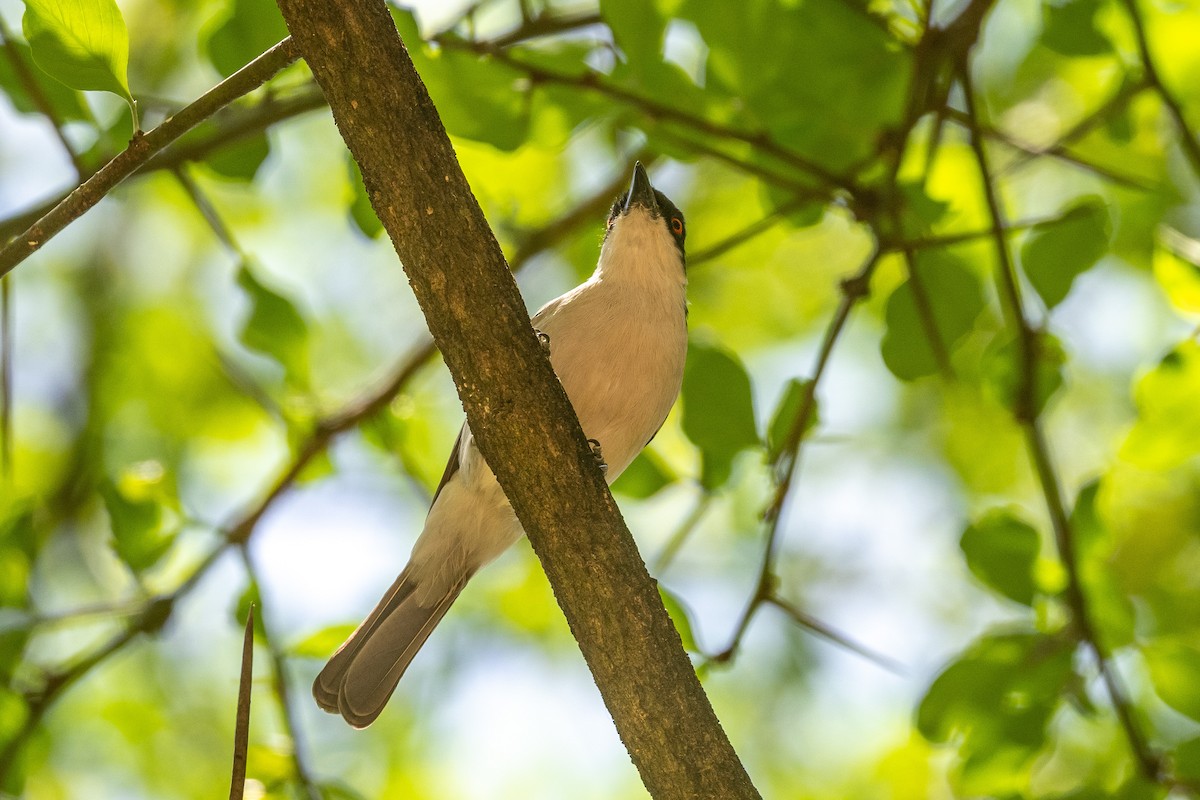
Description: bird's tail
313,565,467,728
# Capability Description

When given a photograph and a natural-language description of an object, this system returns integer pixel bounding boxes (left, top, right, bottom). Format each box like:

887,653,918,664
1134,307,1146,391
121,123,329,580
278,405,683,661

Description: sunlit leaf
288,624,357,659
681,338,759,489
1144,640,1200,722
1122,342,1200,471
22,0,134,116
960,509,1041,606
1153,227,1200,315
602,0,666,67
1021,199,1109,310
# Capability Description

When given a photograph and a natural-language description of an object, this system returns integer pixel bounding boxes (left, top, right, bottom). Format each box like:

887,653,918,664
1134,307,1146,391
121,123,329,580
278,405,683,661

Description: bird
313,162,688,728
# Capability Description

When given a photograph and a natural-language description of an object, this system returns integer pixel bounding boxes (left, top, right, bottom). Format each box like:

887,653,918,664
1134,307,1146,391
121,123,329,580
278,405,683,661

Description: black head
605,162,686,260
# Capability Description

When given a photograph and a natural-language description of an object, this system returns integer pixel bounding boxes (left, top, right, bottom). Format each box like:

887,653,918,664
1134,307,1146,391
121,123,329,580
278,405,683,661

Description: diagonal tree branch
274,0,760,796
0,37,301,279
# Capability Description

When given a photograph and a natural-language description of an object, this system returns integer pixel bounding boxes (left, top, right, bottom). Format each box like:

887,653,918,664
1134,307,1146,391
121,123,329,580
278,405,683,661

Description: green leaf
0,39,90,122
1021,200,1109,309
960,509,1041,606
206,131,270,181
658,586,698,652
881,251,985,381
681,338,759,489
347,154,382,239
1041,0,1111,57
22,0,133,107
100,462,177,573
1143,640,1200,722
288,624,357,659
233,581,265,641
1121,342,1200,471
981,331,1066,417
237,262,310,385
919,631,1074,779
602,0,666,67
612,450,674,499
767,378,818,464
393,10,530,151
204,0,289,78
1175,736,1200,783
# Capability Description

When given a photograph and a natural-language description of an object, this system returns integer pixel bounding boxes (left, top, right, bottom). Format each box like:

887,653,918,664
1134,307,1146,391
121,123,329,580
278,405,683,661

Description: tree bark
272,1,760,797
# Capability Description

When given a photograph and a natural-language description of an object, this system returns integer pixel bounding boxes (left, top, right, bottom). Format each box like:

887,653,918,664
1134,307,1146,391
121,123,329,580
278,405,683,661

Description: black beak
622,162,658,214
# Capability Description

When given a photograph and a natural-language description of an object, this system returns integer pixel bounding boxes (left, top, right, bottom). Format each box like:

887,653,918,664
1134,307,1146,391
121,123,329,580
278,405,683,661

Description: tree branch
959,60,1166,785
274,0,760,796
0,37,300,279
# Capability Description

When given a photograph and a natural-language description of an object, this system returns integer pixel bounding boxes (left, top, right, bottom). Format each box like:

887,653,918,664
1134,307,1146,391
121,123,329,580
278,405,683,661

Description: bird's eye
671,217,684,235
607,216,616,231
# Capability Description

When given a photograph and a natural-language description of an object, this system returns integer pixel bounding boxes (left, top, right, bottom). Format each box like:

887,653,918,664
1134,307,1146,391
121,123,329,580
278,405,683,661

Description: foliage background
1,0,1200,797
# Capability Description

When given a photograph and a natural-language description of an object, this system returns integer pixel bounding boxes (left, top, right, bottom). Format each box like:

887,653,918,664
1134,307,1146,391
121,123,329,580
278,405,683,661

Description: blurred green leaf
677,0,908,170
1071,480,1136,648
960,509,1041,606
288,624,356,659
1153,227,1200,314
602,0,666,67
393,10,530,151
237,262,310,385
1021,199,1109,309
981,331,1066,417
234,582,265,642
0,39,90,121
100,462,177,573
681,338,759,489
766,378,817,463
206,131,270,181
612,450,674,498
1122,342,1200,471
1143,639,1200,722
658,585,698,652
347,153,383,238
22,0,132,107
204,0,288,78
881,251,985,381
1041,0,1111,57
919,631,1074,780
1175,736,1200,783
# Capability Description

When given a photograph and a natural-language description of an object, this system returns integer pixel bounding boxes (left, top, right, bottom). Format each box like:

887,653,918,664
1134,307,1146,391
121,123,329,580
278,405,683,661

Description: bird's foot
587,438,608,475
534,329,551,355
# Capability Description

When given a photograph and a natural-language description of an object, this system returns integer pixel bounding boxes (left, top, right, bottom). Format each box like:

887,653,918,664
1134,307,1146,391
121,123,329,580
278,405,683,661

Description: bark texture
273,1,760,797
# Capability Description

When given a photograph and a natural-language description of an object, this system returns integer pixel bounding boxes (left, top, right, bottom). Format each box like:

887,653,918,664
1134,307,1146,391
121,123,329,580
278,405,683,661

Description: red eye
671,217,684,235
607,216,615,230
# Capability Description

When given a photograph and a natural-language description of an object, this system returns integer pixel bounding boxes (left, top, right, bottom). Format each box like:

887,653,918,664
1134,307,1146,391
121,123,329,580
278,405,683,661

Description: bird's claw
587,438,608,475
534,329,551,354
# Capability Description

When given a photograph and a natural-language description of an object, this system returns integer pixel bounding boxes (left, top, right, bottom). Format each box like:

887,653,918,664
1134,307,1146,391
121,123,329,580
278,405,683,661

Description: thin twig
765,595,907,676
959,59,1165,785
229,604,255,800
653,492,713,573
1119,0,1200,178
237,547,322,800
